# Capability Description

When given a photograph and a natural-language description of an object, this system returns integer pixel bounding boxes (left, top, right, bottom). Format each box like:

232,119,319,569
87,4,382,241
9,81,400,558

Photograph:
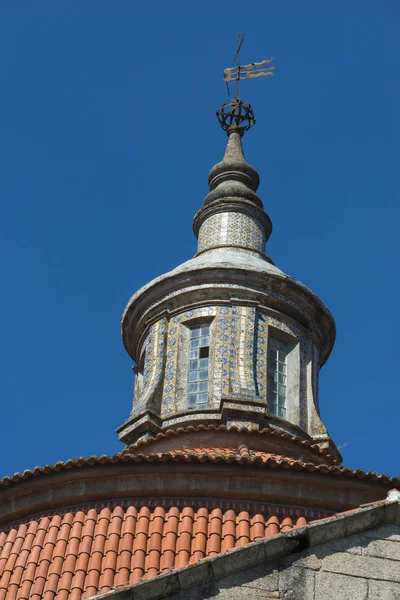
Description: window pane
267,336,289,418
188,324,210,410
268,361,277,374
199,346,209,359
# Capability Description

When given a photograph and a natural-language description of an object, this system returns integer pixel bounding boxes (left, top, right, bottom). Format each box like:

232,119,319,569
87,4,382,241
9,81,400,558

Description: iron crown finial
216,99,256,135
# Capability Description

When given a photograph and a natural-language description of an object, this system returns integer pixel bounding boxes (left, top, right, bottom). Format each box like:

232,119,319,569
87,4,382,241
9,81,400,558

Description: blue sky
0,2,398,479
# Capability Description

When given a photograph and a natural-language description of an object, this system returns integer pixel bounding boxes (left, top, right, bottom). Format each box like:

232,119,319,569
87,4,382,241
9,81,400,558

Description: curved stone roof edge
122,258,335,329
121,252,336,364
1,438,398,490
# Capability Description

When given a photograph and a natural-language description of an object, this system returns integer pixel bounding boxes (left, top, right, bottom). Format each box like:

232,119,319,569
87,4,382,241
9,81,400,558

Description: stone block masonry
202,522,400,600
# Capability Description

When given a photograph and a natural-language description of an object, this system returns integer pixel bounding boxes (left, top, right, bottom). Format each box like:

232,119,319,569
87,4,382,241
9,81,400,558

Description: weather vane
217,34,275,135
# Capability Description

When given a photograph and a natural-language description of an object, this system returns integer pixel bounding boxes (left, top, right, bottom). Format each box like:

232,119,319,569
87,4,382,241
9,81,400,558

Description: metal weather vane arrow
224,33,275,100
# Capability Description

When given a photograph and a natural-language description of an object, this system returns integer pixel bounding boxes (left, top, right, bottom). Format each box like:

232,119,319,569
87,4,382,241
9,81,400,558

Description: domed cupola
117,99,339,461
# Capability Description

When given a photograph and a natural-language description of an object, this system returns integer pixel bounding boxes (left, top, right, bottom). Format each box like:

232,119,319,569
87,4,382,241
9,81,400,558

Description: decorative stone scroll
133,317,167,414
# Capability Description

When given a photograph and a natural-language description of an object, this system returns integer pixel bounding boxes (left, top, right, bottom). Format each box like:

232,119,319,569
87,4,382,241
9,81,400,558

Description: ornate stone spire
117,98,338,462
205,127,261,206
193,100,272,259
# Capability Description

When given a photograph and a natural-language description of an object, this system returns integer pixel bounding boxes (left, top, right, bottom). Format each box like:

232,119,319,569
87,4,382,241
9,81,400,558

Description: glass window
187,324,210,409
267,337,288,418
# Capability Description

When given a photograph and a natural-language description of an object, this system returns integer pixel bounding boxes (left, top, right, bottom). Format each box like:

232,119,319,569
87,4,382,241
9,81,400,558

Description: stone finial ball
216,99,256,133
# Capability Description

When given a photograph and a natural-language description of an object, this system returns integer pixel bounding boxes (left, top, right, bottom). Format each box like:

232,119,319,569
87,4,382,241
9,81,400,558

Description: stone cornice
121,264,335,366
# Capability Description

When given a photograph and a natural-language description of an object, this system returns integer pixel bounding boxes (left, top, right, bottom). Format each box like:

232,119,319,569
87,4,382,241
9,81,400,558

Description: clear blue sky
0,2,398,479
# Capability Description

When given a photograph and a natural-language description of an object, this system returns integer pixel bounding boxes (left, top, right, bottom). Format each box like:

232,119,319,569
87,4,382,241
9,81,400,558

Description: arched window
187,324,210,409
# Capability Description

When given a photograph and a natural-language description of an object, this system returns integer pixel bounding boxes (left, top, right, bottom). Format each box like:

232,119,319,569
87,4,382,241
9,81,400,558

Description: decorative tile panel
161,307,217,416
160,318,180,416
198,212,266,253
213,306,232,401
255,315,268,400
230,306,257,397
134,303,311,435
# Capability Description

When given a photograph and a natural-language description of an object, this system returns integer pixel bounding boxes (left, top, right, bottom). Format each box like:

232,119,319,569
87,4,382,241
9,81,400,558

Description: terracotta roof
77,491,400,600
124,424,340,463
1,490,398,600
1,444,398,490
0,503,308,600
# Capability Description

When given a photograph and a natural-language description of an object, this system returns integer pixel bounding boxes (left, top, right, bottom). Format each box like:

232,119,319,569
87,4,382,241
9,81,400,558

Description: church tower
0,90,398,600
117,98,339,462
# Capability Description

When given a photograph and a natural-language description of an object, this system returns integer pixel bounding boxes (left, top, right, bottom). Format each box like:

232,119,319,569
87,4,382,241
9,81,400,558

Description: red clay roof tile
2,496,390,599
266,515,280,537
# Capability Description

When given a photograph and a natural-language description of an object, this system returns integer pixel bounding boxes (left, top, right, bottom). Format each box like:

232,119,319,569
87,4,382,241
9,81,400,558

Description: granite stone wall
95,521,400,600
171,522,400,600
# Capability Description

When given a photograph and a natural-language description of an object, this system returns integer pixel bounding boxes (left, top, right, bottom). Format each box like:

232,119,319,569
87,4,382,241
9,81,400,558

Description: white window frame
187,323,210,409
266,327,300,424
